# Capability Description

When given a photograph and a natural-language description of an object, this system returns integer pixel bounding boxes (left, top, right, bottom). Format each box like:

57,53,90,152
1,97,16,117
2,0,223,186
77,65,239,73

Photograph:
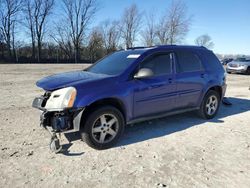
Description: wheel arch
80,97,127,128
207,85,223,100
199,85,223,107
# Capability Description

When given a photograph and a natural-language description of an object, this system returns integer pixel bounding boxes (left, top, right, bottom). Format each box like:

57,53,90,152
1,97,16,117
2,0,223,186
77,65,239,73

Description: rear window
175,51,204,73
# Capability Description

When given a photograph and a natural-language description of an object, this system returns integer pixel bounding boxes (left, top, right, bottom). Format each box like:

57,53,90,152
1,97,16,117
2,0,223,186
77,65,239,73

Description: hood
36,70,110,91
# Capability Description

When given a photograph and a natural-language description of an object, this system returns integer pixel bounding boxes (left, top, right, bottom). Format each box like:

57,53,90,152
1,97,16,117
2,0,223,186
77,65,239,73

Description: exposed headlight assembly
45,87,77,111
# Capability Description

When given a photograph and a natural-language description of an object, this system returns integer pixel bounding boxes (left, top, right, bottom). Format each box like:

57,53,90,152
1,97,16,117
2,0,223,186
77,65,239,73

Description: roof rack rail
127,46,148,50
154,44,177,47
124,45,208,50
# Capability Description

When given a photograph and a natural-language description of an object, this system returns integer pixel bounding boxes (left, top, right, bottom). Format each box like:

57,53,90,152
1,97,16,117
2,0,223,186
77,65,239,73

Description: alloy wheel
206,95,218,116
91,114,119,144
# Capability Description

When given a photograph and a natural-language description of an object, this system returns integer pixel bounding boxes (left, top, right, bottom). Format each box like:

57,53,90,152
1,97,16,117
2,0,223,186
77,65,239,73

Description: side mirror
134,68,154,79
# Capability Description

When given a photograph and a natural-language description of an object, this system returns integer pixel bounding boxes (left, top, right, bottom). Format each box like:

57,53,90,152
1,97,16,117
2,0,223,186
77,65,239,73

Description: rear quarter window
200,50,224,72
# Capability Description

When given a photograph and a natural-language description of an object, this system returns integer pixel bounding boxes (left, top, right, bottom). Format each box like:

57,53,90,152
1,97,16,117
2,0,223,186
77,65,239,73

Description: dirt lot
0,64,250,188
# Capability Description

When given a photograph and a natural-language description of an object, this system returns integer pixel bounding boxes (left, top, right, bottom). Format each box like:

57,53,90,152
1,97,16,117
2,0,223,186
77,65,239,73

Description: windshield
87,50,146,75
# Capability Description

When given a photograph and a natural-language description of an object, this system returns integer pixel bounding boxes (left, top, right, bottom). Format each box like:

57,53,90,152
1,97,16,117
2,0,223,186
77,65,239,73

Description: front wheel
81,106,125,150
198,90,220,119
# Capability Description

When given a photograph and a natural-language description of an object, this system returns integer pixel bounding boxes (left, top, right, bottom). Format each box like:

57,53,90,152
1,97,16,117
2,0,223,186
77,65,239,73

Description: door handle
168,78,173,83
150,83,165,88
200,73,205,78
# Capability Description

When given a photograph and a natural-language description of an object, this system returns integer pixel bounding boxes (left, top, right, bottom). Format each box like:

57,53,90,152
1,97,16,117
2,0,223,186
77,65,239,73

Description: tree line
0,0,213,63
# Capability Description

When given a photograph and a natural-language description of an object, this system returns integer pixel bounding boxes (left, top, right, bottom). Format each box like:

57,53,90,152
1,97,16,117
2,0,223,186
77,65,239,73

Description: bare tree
0,29,5,58
141,13,156,46
0,30,3,40
100,20,120,54
156,0,191,45
168,0,190,44
0,30,3,42
23,0,36,59
120,4,142,48
195,34,214,49
33,0,54,62
87,28,104,63
62,0,98,63
156,16,170,45
11,20,16,59
0,0,23,58
51,24,74,59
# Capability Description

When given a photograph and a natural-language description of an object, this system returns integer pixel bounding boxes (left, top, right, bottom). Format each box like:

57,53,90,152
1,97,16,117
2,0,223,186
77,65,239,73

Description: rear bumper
32,97,84,133
226,67,247,73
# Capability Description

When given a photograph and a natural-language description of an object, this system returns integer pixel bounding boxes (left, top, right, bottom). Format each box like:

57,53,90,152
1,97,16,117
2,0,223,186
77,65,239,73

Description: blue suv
33,45,226,151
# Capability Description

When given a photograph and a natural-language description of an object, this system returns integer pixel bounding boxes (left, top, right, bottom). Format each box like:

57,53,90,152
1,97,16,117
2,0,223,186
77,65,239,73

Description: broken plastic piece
50,133,62,153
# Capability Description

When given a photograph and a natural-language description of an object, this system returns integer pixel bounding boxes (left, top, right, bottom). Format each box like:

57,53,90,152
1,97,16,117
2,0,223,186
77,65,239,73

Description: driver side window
140,53,172,76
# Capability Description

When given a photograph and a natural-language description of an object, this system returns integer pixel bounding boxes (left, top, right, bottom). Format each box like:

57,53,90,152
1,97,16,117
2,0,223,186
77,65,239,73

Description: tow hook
50,133,62,153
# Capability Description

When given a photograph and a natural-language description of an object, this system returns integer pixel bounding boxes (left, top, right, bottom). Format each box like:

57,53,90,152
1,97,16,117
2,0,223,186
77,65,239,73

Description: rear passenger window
141,53,172,76
176,51,203,73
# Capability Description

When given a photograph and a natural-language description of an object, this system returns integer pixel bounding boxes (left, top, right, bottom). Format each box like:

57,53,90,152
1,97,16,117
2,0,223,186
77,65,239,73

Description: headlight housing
45,87,77,111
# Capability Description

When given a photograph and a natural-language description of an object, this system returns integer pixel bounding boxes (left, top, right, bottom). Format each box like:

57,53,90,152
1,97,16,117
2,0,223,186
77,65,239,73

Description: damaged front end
39,108,83,133
32,88,84,153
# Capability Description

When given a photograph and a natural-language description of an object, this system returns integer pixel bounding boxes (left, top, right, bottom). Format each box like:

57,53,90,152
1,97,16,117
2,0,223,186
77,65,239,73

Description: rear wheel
81,106,125,150
198,90,220,119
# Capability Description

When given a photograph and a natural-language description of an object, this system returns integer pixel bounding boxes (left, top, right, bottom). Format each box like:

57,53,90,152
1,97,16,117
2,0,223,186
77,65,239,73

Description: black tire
227,71,231,74
246,67,250,75
81,106,125,150
198,90,221,119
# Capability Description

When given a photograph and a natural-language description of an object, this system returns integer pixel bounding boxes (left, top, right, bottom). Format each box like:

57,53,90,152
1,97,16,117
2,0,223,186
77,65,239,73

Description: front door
133,52,177,118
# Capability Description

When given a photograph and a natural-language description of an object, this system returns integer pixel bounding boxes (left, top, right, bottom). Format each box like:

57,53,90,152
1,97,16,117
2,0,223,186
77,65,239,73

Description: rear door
174,49,207,109
133,52,177,118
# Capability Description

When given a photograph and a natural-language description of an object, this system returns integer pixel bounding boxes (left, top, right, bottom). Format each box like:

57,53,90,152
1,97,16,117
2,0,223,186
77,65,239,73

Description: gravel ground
0,64,250,188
